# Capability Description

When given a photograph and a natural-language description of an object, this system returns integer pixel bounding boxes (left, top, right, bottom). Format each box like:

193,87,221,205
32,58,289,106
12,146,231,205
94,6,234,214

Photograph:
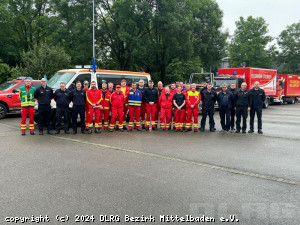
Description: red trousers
110,107,124,129
140,103,146,127
128,106,141,129
86,105,100,129
160,108,172,130
84,104,89,128
100,109,110,130
174,109,185,130
122,105,128,128
21,107,35,132
186,107,199,129
155,103,160,127
146,103,157,127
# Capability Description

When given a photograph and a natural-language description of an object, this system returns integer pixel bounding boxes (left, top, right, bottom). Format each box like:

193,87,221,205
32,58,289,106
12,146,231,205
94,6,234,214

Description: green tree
0,60,11,84
277,21,300,74
229,16,275,68
20,43,71,79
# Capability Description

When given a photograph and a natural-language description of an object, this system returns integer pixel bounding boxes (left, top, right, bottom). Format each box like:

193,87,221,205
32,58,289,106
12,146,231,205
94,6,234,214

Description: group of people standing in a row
19,77,265,135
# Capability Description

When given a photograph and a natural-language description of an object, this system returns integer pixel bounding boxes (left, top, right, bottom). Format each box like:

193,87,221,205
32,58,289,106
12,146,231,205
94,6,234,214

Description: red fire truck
215,67,277,108
270,74,300,105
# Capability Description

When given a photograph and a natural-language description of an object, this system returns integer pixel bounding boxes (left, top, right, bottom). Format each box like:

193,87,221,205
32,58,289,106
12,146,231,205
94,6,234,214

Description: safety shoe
194,129,198,132
30,131,35,135
210,128,215,132
119,129,124,132
55,130,60,134
185,128,192,132
137,128,142,131
108,129,114,132
21,132,26,136
242,130,246,134
39,131,43,135
174,129,178,132
128,129,133,132
145,127,149,131
220,129,225,133
235,130,240,133
123,127,128,130
258,130,263,134
248,130,254,133
199,128,205,132
82,130,86,134
179,129,183,132
95,129,101,133
115,126,119,131
72,130,77,134
142,126,146,129
47,130,53,135
88,129,92,134
65,130,70,134
152,127,158,131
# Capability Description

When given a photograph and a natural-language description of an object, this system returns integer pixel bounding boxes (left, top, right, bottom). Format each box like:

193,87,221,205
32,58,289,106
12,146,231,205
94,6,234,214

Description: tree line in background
0,0,299,84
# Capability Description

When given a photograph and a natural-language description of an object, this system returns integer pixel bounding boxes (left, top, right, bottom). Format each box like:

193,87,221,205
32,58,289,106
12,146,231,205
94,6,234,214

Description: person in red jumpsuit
155,81,164,129
109,85,125,132
120,79,130,130
83,80,90,128
159,86,173,131
185,83,201,132
86,81,102,134
99,83,112,130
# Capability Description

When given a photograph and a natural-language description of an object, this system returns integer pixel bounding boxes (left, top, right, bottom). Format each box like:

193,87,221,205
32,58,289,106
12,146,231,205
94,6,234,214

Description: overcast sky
216,0,300,38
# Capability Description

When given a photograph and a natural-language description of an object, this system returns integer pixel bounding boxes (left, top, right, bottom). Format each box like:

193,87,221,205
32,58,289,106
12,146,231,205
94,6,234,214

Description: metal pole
93,0,95,59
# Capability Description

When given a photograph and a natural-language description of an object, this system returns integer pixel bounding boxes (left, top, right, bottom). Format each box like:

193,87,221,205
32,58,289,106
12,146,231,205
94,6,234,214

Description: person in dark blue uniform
217,84,233,132
249,81,265,134
235,82,252,133
54,82,71,134
200,82,218,132
34,78,54,135
70,81,87,134
228,83,237,131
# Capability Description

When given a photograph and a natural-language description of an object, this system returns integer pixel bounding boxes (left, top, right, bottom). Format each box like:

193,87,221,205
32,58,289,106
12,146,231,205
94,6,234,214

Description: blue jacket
128,89,142,107
217,91,233,109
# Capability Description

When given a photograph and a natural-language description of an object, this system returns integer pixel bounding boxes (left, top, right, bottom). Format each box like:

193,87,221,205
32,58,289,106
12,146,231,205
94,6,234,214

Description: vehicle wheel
291,98,295,104
263,99,269,108
279,98,284,105
0,103,8,119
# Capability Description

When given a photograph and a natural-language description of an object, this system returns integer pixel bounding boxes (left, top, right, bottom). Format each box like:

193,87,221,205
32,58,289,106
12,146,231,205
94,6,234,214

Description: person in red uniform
182,83,191,130
83,80,90,129
185,83,201,132
144,80,158,131
86,81,102,134
159,86,173,131
173,86,186,132
19,78,36,135
138,79,147,129
120,79,130,130
99,83,111,130
155,81,164,128
109,85,125,132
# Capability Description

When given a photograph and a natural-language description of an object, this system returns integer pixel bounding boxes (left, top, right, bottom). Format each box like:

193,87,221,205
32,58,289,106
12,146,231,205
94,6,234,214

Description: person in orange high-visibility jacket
185,83,201,132
83,80,90,128
99,83,112,130
159,86,173,130
86,81,102,134
109,85,125,132
120,79,130,130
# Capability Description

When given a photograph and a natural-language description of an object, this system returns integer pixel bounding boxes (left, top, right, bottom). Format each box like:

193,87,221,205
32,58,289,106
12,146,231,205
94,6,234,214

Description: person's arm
50,87,54,99
262,89,266,103
34,88,38,100
154,89,158,103
53,90,57,101
248,91,252,111
69,90,73,102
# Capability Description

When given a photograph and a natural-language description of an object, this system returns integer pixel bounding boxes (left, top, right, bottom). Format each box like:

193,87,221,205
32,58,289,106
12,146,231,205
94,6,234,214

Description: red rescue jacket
159,93,173,109
86,88,102,106
186,90,201,108
100,89,112,110
110,92,125,109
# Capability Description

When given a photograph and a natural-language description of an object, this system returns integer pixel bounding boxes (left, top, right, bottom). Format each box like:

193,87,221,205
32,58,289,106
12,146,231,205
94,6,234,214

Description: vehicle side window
97,74,149,87
14,84,24,91
32,83,41,89
72,73,91,88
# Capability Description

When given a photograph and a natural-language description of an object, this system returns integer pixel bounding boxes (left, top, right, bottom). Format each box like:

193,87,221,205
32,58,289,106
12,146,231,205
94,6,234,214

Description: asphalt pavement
0,103,300,225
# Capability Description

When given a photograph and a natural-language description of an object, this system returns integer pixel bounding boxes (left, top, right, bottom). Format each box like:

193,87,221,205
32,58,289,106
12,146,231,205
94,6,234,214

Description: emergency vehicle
34,66,151,124
0,77,41,119
215,67,277,108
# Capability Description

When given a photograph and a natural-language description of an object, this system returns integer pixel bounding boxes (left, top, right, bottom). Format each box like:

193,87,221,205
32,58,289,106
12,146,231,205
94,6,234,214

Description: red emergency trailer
270,74,300,104
215,67,277,108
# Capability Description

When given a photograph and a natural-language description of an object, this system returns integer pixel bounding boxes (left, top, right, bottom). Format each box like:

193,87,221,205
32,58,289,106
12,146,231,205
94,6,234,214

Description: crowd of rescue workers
19,77,266,136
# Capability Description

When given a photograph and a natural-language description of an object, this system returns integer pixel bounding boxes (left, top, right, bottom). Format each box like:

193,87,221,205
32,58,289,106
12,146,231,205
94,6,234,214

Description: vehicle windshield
47,72,75,89
0,82,17,91
213,78,236,88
